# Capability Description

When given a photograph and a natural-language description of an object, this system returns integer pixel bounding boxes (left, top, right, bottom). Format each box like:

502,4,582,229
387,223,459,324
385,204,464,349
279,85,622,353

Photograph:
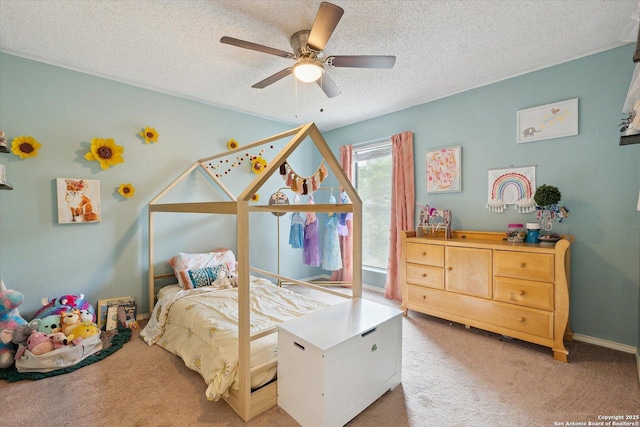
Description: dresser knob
518,290,525,295
421,252,427,256
421,273,427,278
520,263,526,268
422,295,426,299
447,266,452,271
518,316,525,322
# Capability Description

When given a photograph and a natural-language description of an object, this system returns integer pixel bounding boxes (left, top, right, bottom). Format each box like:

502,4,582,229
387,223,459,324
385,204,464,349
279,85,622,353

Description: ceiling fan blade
307,2,344,52
327,55,396,69
252,67,293,89
316,72,341,98
220,36,294,59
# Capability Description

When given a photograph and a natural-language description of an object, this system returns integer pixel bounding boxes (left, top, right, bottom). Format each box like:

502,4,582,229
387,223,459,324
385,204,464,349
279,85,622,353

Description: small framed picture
517,98,578,143
97,296,134,330
56,178,101,224
426,146,461,193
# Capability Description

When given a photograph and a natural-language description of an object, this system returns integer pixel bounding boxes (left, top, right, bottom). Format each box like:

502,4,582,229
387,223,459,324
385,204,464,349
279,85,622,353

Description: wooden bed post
236,198,252,421
148,209,155,313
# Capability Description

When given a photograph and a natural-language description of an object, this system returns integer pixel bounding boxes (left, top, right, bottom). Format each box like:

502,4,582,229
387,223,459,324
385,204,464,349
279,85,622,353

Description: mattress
141,276,328,401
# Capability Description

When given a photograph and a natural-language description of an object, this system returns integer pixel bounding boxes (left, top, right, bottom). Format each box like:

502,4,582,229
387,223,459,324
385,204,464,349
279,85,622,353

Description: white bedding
141,276,328,401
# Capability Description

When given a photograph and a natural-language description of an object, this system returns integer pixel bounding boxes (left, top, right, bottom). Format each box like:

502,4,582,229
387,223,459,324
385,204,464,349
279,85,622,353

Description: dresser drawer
494,251,554,282
481,301,553,339
407,285,553,339
406,242,444,267
493,277,554,310
406,263,444,289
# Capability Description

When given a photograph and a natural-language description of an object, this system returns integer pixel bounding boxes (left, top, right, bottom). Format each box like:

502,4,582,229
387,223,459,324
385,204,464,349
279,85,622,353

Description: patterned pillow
169,249,236,289
184,265,228,289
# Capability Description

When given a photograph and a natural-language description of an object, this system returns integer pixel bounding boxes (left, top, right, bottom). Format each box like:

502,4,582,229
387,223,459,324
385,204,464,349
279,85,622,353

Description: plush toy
48,331,69,349
211,269,238,289
60,309,82,337
79,309,93,323
32,314,61,334
71,322,100,345
17,331,54,358
32,293,96,323
0,279,28,368
11,322,38,347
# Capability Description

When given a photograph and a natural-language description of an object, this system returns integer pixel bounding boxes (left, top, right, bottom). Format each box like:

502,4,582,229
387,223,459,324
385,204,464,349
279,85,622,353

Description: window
353,141,392,270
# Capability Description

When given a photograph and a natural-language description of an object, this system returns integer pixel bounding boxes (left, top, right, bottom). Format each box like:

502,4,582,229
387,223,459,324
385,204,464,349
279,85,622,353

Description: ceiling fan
220,1,396,98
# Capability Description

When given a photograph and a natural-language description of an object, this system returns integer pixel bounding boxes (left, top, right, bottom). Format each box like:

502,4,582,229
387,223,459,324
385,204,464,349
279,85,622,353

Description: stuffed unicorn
0,279,28,368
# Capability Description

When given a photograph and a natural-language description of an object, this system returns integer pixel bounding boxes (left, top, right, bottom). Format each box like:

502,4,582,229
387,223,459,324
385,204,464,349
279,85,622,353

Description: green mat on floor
0,327,132,382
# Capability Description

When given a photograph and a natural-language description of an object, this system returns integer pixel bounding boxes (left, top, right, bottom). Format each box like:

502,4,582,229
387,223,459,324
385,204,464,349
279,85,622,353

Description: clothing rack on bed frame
147,123,362,422
271,185,353,288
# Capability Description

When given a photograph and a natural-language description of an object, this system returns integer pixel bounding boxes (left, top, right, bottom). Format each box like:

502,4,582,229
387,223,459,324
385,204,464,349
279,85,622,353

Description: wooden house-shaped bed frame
148,122,362,421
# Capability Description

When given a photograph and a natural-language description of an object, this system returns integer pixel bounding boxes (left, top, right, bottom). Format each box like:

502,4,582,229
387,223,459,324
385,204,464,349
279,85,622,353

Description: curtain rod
351,130,416,148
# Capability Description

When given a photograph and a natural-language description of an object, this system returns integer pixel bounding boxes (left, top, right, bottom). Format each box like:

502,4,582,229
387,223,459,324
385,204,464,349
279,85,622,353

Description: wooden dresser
400,230,574,362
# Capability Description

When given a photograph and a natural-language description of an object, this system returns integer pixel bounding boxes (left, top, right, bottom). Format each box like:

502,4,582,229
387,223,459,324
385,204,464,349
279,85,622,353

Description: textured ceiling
0,0,637,131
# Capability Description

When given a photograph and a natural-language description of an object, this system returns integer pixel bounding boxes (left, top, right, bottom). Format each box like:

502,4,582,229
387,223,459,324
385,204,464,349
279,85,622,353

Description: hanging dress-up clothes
331,190,354,284
323,215,342,271
303,195,321,267
289,211,305,249
322,193,342,271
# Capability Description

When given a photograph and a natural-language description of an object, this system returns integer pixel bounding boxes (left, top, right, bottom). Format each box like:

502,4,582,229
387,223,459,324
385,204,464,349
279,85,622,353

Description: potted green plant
534,184,569,235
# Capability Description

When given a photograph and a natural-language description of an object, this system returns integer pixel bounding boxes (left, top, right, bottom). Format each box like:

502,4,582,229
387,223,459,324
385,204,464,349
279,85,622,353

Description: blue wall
325,45,640,347
1,45,639,348
0,53,324,317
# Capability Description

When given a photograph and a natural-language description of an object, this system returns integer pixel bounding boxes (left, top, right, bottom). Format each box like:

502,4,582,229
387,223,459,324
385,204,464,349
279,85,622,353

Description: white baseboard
363,283,384,293
572,333,637,354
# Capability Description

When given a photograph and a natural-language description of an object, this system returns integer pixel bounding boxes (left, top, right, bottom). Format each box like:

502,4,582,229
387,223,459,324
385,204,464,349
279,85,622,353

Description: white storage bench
277,298,402,427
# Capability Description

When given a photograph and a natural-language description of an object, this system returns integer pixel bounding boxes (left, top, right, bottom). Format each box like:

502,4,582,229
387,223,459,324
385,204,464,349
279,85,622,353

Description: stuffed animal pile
0,281,101,369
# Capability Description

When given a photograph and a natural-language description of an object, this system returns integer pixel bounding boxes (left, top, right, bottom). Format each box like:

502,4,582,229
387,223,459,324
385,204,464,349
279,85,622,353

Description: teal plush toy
32,315,61,335
0,279,28,369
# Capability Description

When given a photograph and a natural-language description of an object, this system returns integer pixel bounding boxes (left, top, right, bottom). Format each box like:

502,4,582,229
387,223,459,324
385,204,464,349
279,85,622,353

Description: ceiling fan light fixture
293,61,323,83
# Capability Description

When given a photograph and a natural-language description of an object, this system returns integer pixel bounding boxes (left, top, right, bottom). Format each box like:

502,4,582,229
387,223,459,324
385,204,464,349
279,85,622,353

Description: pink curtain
330,145,353,284
384,132,415,301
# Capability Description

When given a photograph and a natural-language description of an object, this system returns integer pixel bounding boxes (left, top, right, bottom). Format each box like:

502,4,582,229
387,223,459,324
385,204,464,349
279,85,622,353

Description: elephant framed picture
516,98,578,143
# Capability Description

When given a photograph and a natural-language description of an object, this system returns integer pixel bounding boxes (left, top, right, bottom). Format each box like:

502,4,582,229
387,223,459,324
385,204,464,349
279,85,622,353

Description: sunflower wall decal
118,183,136,199
227,139,239,150
251,156,267,174
11,136,41,159
140,127,159,144
85,137,124,170
251,193,260,203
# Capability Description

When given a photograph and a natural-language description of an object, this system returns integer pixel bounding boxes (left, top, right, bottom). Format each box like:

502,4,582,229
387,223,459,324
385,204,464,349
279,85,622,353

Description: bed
145,123,363,421
141,277,330,400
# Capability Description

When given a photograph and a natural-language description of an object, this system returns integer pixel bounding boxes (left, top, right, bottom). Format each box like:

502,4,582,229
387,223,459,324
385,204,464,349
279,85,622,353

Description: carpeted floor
1,286,638,426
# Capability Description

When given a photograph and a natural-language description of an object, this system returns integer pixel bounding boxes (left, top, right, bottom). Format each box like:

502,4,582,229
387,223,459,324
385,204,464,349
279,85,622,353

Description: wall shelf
0,132,12,189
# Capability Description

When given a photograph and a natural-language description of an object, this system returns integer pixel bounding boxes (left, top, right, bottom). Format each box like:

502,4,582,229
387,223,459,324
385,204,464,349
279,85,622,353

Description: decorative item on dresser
400,229,574,362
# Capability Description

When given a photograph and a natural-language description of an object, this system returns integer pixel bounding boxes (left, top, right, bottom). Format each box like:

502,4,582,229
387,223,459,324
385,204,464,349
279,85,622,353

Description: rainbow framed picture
486,166,536,214
426,146,461,193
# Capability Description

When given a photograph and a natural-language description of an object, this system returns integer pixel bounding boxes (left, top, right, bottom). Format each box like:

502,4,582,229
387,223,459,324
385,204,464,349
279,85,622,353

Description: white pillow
168,249,236,289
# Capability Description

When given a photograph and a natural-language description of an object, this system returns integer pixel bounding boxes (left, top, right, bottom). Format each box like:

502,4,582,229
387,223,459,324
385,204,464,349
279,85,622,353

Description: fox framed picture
56,178,101,224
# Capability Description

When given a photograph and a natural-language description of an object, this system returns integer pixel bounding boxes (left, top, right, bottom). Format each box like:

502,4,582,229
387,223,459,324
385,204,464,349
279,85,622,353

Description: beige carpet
1,286,639,427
